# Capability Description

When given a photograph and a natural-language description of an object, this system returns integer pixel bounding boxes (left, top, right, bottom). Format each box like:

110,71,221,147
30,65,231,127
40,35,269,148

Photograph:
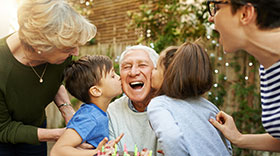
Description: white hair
119,45,159,69
18,0,96,53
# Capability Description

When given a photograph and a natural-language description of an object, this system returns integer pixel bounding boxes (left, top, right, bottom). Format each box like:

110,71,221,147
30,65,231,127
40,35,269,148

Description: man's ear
240,3,256,25
89,86,102,97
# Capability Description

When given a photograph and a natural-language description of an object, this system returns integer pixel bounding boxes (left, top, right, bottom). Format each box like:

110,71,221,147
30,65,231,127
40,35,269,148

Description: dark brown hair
64,55,112,103
158,42,213,99
230,0,280,30
158,46,178,71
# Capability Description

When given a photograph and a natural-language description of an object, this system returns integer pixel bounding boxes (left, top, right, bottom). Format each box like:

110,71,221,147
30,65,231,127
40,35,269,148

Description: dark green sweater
0,36,72,145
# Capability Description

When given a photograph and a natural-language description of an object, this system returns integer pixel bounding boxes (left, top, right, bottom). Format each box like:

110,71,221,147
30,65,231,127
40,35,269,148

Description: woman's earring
37,51,42,54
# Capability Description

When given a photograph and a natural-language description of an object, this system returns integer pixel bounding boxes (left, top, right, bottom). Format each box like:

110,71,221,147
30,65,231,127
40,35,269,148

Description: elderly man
107,45,160,154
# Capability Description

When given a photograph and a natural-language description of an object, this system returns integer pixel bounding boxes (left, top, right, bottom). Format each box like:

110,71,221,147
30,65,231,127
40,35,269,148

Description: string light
214,83,218,88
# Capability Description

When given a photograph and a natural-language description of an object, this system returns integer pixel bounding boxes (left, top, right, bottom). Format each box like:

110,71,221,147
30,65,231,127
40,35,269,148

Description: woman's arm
54,85,75,125
209,111,280,152
37,128,65,142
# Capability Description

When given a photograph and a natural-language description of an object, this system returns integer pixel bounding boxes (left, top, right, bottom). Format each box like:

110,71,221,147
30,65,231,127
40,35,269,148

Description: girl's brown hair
158,42,213,99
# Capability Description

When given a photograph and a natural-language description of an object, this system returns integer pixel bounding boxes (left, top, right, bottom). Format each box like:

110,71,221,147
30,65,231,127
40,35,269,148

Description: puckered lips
129,81,144,90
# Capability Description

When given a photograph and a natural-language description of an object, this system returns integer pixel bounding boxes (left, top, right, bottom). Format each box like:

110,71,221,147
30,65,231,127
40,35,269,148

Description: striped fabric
260,61,280,139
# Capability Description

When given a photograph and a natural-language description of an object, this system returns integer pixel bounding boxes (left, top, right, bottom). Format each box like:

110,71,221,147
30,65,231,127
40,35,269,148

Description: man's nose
129,66,140,76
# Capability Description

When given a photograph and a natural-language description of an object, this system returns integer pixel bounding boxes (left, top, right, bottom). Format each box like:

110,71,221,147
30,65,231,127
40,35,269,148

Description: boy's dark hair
64,55,113,103
230,0,280,29
159,42,213,99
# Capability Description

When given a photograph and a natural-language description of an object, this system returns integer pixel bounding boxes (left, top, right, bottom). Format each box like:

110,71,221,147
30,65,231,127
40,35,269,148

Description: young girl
148,42,232,156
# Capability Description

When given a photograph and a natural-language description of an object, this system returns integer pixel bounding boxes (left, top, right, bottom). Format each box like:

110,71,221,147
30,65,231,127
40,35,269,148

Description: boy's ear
239,3,256,25
89,86,102,97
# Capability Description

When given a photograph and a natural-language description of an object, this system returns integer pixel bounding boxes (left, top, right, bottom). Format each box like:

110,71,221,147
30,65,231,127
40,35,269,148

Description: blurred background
0,0,279,155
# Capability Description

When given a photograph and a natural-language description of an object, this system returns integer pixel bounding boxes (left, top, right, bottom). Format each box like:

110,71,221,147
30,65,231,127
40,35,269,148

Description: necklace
28,63,48,83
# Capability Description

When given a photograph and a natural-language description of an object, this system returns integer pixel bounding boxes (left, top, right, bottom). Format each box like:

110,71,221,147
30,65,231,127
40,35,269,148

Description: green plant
127,0,208,53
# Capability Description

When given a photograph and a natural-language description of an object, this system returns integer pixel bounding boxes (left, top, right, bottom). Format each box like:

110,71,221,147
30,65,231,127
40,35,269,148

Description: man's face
120,50,154,103
208,1,244,53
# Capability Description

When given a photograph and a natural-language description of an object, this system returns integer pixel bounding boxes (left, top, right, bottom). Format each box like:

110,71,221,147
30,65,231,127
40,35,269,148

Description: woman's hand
209,111,242,145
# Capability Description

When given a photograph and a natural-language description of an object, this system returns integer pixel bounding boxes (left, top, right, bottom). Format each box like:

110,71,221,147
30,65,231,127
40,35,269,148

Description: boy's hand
115,133,124,144
96,137,109,151
107,133,124,146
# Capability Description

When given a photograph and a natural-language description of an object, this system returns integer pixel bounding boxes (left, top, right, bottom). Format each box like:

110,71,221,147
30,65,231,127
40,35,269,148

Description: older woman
0,0,96,155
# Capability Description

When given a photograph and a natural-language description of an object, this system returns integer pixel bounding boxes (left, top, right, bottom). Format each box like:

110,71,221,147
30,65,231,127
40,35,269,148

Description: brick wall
89,0,144,44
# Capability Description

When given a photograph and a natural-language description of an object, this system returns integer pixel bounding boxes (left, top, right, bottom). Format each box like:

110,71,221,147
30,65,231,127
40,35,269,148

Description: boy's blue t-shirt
67,103,108,148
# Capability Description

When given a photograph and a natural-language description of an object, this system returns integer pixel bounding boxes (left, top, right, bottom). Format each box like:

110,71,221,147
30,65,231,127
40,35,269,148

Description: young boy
51,55,123,156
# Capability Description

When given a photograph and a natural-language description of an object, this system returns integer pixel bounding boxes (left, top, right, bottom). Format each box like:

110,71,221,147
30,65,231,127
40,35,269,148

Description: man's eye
123,66,131,69
139,64,147,67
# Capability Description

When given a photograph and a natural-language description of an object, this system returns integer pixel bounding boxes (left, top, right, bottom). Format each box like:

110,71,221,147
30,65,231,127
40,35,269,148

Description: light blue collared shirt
127,99,147,112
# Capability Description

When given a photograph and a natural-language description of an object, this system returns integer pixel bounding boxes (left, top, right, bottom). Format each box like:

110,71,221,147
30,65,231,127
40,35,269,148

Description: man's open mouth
129,81,144,89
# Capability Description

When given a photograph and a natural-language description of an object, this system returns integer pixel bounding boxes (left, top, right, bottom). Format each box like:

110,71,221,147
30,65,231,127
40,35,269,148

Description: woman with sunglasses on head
0,0,96,155
207,0,280,152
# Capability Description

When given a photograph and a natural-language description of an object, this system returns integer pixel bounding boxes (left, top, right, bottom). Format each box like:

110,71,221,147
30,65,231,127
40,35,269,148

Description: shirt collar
128,99,147,112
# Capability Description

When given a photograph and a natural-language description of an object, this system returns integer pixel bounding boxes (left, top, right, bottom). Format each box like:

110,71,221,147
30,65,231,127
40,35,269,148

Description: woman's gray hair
119,45,159,68
17,0,96,53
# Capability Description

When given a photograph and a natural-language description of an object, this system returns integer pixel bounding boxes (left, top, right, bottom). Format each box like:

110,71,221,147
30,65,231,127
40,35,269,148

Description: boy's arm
50,129,100,156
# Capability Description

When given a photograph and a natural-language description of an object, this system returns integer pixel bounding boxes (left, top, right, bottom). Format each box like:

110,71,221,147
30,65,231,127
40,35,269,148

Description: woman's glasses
207,0,229,17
